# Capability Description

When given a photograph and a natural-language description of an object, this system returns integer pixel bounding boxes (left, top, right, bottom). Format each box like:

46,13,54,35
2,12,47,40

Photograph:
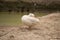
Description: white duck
21,13,40,29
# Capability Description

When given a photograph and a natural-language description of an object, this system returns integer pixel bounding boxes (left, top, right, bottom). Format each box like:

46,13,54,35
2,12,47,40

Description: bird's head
29,13,35,17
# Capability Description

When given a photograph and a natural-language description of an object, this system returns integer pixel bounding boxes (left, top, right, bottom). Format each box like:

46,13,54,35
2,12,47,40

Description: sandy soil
0,13,60,40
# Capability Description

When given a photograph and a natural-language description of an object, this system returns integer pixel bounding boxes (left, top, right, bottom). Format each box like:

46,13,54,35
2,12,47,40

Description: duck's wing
27,17,40,23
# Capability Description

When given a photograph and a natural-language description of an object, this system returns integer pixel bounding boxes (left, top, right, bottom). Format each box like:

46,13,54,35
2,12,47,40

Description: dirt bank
0,13,60,40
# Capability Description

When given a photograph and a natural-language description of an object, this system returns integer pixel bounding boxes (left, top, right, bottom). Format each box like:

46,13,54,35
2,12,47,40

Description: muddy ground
0,13,60,40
